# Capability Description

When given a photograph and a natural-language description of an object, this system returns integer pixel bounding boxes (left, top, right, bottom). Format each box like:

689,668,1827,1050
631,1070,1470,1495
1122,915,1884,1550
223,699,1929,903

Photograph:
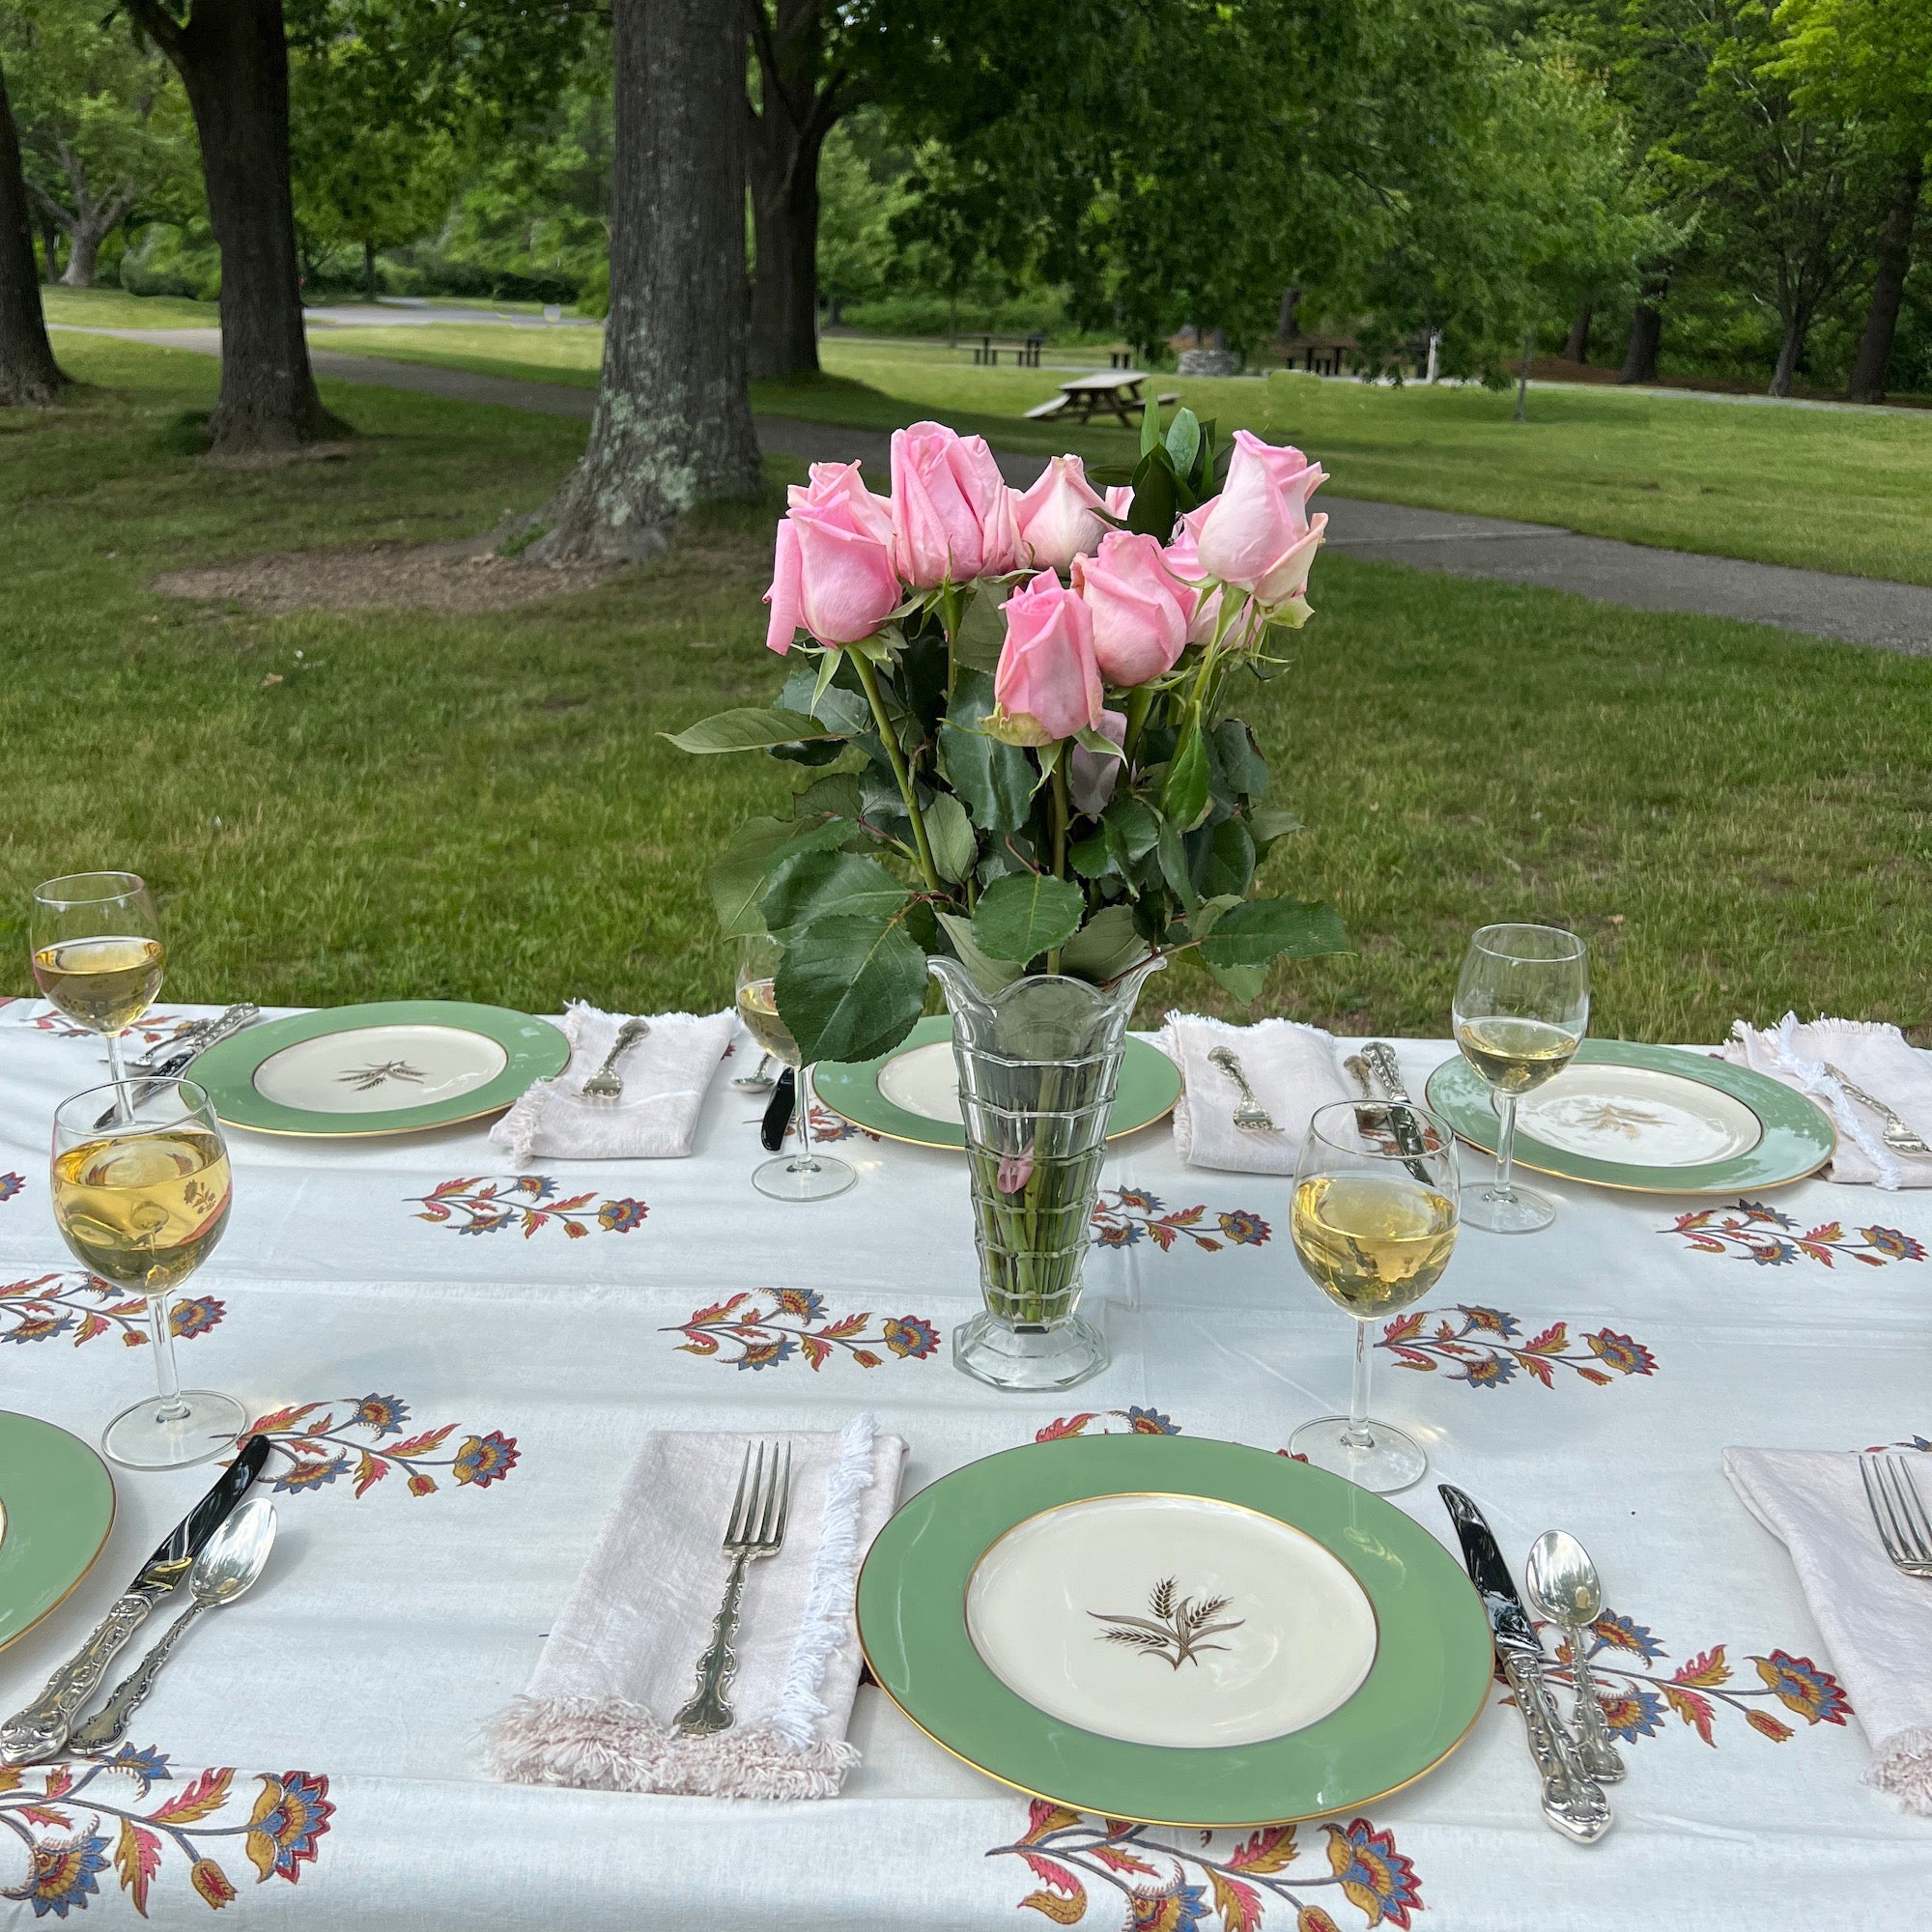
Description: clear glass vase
928,952,1165,1392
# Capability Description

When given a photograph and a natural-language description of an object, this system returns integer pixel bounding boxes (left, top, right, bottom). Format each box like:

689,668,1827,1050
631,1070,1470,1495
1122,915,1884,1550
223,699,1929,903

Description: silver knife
1358,1041,1438,1186
1438,1483,1612,1843
99,1004,261,1124
0,1435,271,1764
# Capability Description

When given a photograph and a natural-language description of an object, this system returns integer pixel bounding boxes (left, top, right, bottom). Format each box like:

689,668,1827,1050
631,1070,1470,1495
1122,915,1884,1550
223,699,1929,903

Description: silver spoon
1524,1529,1625,1784
731,1049,775,1093
68,1496,277,1755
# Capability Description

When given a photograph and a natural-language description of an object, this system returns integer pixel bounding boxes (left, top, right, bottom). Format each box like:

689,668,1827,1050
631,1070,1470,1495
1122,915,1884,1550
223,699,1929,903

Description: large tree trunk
1617,283,1665,384
55,192,136,291
0,62,66,406
1848,155,1924,405
37,210,60,281
130,0,342,454
1770,309,1809,397
532,0,762,561
1563,300,1592,364
747,119,825,381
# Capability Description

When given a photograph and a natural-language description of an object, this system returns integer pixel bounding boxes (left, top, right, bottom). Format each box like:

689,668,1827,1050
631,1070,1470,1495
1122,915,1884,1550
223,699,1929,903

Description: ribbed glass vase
928,952,1164,1391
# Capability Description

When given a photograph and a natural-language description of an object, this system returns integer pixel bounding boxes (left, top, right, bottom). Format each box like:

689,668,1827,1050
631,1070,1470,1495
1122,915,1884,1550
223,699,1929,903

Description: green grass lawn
43,286,222,331
4,333,1928,1042
308,322,1932,584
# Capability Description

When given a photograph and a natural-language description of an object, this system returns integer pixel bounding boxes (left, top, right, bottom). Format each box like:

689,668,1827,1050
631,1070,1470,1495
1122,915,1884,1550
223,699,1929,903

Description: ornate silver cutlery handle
1500,1651,1612,1842
672,1550,752,1736
1565,1644,1627,1783
0,1594,156,1765
68,1600,212,1756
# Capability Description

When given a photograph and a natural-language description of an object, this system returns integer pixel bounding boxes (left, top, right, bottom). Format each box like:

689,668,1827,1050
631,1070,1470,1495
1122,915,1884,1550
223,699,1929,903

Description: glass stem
105,1030,130,1125
792,1067,818,1174
1494,1092,1520,1200
1342,1318,1376,1449
150,1294,189,1421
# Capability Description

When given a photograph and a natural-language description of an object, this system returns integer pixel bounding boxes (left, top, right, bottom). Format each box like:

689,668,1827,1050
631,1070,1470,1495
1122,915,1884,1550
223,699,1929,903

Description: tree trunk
363,239,378,301
56,199,135,292
747,119,825,381
1848,155,1923,405
131,0,342,454
0,62,66,406
1617,290,1664,384
1769,310,1808,397
1564,300,1592,364
532,0,762,561
37,210,59,281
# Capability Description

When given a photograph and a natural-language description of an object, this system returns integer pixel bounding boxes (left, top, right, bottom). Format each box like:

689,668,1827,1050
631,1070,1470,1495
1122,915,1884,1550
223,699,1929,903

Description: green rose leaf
923,791,980,884
1155,810,1200,912
1061,904,1151,982
776,915,929,1065
1247,805,1305,847
761,848,910,936
1211,719,1269,800
940,671,1034,835
1163,407,1202,481
667,705,847,754
709,814,852,939
1161,717,1212,832
951,585,1009,673
937,910,1025,995
1193,816,1256,899
971,871,1085,965
1198,895,1350,1001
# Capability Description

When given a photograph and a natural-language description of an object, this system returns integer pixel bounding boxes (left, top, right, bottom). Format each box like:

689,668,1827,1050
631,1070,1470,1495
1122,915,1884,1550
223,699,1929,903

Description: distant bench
972,333,1047,367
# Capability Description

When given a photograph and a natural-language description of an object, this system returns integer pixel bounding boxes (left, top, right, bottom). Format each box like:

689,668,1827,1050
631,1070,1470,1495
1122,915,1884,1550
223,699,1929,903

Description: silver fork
580,1017,650,1100
1860,1454,1932,1578
672,1441,793,1735
1208,1045,1277,1132
1824,1064,1931,1155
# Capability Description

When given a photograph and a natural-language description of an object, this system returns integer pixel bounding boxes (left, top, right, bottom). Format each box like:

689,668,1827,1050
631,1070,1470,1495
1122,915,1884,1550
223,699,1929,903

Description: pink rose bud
1103,484,1134,521
1162,512,1224,645
1015,454,1110,573
1194,429,1329,606
890,420,1022,587
990,569,1104,745
1071,529,1197,687
1069,707,1127,816
764,460,901,654
996,1151,1035,1194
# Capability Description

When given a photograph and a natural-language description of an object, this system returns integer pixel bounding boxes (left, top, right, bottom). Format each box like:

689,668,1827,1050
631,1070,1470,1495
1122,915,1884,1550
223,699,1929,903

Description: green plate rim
855,1435,1493,1828
191,1000,570,1138
0,1411,116,1655
1424,1038,1836,1195
814,1015,1181,1151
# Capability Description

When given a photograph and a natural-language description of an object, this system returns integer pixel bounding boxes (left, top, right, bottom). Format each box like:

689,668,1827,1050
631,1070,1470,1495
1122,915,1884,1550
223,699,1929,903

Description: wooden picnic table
1024,370,1179,427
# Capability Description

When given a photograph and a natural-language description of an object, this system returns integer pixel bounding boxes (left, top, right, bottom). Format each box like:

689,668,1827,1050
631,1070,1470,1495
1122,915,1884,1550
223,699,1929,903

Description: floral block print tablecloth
0,1004,1924,1929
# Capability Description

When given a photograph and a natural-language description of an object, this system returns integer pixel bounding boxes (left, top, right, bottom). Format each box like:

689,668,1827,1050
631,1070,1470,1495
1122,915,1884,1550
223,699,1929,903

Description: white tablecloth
0,1002,1926,1928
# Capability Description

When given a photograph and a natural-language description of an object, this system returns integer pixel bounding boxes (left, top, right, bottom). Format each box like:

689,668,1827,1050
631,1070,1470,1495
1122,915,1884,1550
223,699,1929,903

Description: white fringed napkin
490,1004,733,1162
1721,1014,1932,1188
483,1416,905,1800
1725,1447,1932,1815
1159,1012,1350,1174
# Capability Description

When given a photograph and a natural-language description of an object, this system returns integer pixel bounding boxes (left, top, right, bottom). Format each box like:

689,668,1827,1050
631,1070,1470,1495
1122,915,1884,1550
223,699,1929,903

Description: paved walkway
54,325,1932,653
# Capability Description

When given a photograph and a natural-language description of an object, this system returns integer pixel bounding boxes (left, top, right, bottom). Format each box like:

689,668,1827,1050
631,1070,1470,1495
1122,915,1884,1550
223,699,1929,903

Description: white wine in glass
736,936,855,1203
1289,1099,1460,1494
51,1079,246,1470
1453,924,1589,1234
31,872,165,1112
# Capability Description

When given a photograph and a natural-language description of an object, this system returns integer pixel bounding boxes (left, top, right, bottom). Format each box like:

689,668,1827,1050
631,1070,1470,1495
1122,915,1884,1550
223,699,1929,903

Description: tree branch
120,0,189,68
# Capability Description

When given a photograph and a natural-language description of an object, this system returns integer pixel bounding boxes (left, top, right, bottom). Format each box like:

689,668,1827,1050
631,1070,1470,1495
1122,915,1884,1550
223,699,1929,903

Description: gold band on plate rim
855,1481,1488,1831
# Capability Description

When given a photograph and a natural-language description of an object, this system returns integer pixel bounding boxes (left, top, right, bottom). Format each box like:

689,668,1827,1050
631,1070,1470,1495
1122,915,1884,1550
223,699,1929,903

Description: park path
54,324,1932,654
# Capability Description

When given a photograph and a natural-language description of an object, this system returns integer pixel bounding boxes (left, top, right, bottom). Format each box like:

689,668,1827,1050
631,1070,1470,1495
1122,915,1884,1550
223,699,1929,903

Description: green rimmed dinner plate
192,1000,569,1138
0,1412,116,1654
856,1435,1492,1828
815,1015,1180,1151
1424,1039,1835,1197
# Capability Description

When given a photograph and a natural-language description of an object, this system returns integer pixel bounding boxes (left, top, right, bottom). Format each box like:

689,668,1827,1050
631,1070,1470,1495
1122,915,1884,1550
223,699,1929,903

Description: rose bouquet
673,405,1347,1068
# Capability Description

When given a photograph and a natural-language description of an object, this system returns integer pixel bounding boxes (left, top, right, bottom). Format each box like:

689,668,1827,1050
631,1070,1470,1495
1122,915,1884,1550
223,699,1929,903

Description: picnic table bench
1023,370,1181,427
970,332,1046,368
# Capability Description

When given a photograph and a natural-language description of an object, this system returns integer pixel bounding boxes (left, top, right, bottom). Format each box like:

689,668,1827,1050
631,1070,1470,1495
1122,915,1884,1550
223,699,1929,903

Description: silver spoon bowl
1524,1529,1625,1783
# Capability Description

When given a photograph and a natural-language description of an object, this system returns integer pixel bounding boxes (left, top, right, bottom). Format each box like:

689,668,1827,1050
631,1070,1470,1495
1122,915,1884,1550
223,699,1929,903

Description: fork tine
735,1442,765,1545
725,1441,753,1546
1861,1456,1904,1565
1884,1456,1932,1562
756,1440,784,1545
772,1441,793,1548
1874,1458,1917,1561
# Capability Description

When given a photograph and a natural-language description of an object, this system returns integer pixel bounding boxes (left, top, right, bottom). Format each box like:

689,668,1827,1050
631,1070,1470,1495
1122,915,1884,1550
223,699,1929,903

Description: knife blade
761,1068,797,1152
99,1004,261,1124
1438,1483,1611,1844
0,1435,272,1765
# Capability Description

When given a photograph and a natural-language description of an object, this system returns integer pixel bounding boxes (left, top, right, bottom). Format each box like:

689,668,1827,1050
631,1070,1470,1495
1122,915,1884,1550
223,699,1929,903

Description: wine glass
51,1078,245,1470
735,934,856,1202
31,872,165,1110
1452,923,1589,1235
1288,1097,1460,1493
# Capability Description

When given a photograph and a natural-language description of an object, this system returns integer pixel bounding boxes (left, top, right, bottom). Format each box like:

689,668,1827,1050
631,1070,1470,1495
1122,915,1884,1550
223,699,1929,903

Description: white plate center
966,1492,1378,1749
1510,1064,1763,1165
252,1024,508,1115
877,1040,965,1125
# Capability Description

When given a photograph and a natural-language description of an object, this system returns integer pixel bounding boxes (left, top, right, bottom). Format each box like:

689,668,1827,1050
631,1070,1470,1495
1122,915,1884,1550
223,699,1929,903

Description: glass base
1290,1414,1427,1494
103,1390,247,1471
753,1151,856,1202
952,1310,1107,1392
1463,1180,1556,1234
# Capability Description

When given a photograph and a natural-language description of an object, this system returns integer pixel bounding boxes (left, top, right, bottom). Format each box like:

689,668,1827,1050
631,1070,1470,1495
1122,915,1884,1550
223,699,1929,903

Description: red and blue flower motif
667,1291,943,1371
1379,1307,1658,1392
1091,1188,1272,1253
2,1273,225,1350
244,1396,520,1499
1665,1201,1926,1269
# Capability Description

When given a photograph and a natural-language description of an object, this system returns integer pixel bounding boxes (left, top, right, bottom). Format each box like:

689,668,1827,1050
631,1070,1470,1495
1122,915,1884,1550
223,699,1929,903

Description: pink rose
765,462,901,654
990,570,1104,745
1161,512,1224,646
889,420,1022,587
1103,485,1134,521
1069,707,1127,815
1194,429,1328,606
1015,455,1110,573
1071,530,1197,687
